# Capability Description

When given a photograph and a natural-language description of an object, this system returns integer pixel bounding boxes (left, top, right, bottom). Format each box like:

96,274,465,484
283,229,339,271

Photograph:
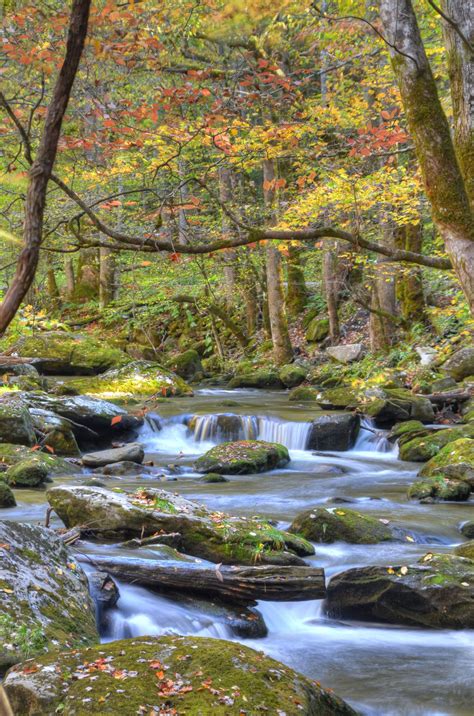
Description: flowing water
6,388,474,715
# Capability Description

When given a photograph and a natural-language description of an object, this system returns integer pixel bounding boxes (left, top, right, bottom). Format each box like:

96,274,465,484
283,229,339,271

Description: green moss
454,541,474,560
407,475,470,501
195,440,290,475
288,385,318,402
0,443,76,475
420,438,474,477
289,507,393,544
399,424,474,462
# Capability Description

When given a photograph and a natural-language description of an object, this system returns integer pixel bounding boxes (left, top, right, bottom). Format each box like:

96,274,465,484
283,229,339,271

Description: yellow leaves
405,535,415,542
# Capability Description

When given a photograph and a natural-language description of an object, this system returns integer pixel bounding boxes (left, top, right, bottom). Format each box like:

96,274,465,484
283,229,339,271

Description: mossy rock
325,553,474,628
228,370,282,389
69,360,193,401
316,387,359,410
441,347,474,381
306,316,329,342
307,414,360,451
201,472,229,483
0,444,76,477
4,459,48,488
288,385,319,401
407,475,470,501
460,521,474,539
4,635,357,716
47,485,313,565
419,438,474,477
0,521,98,669
388,420,426,440
289,507,393,544
0,479,16,507
399,424,474,462
279,363,307,388
363,388,434,425
166,349,203,381
195,440,290,475
8,331,129,375
30,407,80,456
0,393,36,446
454,541,474,560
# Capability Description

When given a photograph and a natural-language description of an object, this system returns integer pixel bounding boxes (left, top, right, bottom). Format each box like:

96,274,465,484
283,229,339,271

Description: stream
6,388,474,715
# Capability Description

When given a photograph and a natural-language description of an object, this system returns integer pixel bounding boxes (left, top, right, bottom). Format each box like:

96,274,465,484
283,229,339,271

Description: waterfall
189,413,311,450
257,417,311,450
353,418,396,454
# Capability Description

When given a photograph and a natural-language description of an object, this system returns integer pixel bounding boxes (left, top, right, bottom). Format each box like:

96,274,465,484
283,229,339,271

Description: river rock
326,343,364,363
71,360,193,399
399,424,474,462
4,459,48,487
415,346,438,366
289,507,393,544
82,443,145,467
419,438,474,478
288,385,319,401
407,475,471,501
315,387,360,410
195,440,290,474
454,541,474,560
0,521,98,668
0,393,36,446
3,635,357,716
460,521,474,539
363,388,434,425
0,479,16,507
7,331,129,375
88,571,120,626
96,460,157,476
307,413,360,451
29,407,80,456
167,349,203,380
441,346,474,381
228,369,282,389
279,363,307,388
0,443,76,476
47,485,313,565
201,472,229,483
325,553,474,628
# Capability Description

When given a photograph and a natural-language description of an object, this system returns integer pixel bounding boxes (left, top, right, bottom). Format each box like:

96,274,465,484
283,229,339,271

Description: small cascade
257,417,311,450
189,413,311,450
354,418,396,454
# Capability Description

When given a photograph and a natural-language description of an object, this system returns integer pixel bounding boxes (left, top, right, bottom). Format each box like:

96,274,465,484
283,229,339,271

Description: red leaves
111,415,123,426
169,253,180,263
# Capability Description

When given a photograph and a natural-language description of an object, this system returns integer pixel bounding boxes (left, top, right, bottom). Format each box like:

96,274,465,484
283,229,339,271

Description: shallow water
7,388,474,715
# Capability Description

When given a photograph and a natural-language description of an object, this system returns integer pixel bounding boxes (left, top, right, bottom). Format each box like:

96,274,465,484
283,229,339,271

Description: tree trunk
380,0,474,314
286,245,307,316
75,248,99,301
64,257,75,299
369,227,398,352
263,159,293,364
442,0,474,203
394,223,428,323
46,267,61,310
0,0,91,335
219,166,237,305
323,241,340,343
99,247,116,309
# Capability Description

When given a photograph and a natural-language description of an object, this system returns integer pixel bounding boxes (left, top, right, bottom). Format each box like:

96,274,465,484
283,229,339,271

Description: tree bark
369,227,398,352
380,0,474,314
219,166,237,305
286,245,307,316
78,555,326,605
99,247,116,309
46,267,61,310
394,223,428,323
442,0,474,204
323,241,340,343
0,0,91,334
263,159,293,364
64,257,75,299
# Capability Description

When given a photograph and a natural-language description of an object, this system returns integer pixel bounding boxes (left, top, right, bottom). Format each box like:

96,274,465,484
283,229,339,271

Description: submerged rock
47,485,313,565
8,331,129,375
82,443,144,468
289,507,393,544
4,635,357,716
307,413,360,451
195,440,290,474
0,479,16,507
201,472,229,483
325,553,474,628
0,521,98,668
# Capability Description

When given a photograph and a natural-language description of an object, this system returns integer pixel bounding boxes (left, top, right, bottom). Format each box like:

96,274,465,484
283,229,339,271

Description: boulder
316,388,360,410
429,376,457,392
419,438,474,477
363,388,434,425
167,349,202,380
326,343,364,364
47,485,313,565
0,443,76,476
306,316,329,342
325,553,474,628
88,571,120,625
228,369,282,389
289,507,393,544
8,331,129,375
399,424,474,462
279,363,307,388
415,346,438,366
0,521,98,668
4,636,357,716
4,459,48,488
29,407,80,456
82,443,144,468
307,413,360,451
201,472,229,483
288,385,319,402
389,420,426,440
0,480,16,507
441,346,474,381
70,360,193,399
407,475,470,502
0,393,35,446
454,541,474,560
195,440,290,474
460,521,474,539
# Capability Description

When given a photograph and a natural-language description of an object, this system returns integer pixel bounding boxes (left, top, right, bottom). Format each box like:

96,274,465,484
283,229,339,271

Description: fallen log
418,390,472,405
77,554,326,604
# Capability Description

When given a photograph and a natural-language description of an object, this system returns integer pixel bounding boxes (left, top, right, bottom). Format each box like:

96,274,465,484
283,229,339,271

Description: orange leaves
263,178,286,192
111,415,123,426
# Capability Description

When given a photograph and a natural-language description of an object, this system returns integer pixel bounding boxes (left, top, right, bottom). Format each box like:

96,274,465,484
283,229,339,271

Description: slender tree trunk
380,0,474,313
219,166,236,305
47,267,61,309
442,0,473,203
263,159,293,364
395,223,428,323
323,241,340,343
99,247,116,309
64,257,75,299
369,226,398,352
286,246,307,316
0,0,91,334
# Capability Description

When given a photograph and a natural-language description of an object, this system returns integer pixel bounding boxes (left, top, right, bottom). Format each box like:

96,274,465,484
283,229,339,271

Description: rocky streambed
0,379,473,715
